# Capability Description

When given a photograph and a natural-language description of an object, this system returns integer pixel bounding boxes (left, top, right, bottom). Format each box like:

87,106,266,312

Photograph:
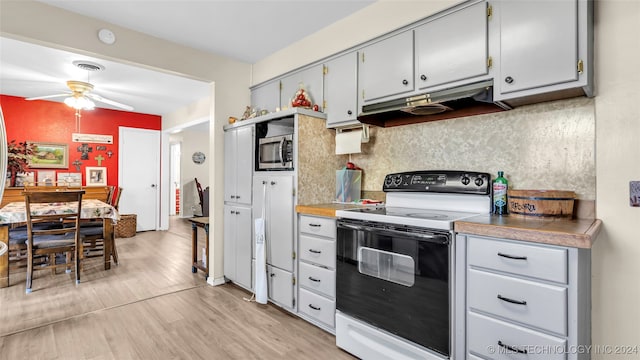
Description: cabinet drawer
468,269,567,336
299,234,336,269
299,262,335,298
299,215,336,239
467,312,566,360
299,288,336,328
468,236,568,284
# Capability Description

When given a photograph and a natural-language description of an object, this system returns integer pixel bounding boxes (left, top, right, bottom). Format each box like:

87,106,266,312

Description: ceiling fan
25,79,134,111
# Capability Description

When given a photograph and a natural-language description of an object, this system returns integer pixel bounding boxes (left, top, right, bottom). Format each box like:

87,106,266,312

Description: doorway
170,142,181,216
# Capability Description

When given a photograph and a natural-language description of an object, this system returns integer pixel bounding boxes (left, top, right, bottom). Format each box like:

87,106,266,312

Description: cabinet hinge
362,89,365,99
292,187,296,196
487,56,493,69
292,251,296,260
292,276,296,285
292,298,296,307
361,52,365,63
487,4,493,19
279,81,283,91
323,99,327,109
323,65,328,75
577,59,584,74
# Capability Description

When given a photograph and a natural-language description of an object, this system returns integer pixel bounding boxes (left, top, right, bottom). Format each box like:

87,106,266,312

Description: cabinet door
223,205,236,280
252,175,294,272
324,52,360,128
267,175,294,272
234,125,253,205
223,130,236,203
499,0,578,94
280,64,324,110
234,205,253,289
359,30,414,103
267,265,294,309
251,79,280,113
223,205,252,289
415,1,488,90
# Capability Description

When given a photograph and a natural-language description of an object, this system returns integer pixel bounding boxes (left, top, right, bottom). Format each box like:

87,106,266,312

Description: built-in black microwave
257,134,293,170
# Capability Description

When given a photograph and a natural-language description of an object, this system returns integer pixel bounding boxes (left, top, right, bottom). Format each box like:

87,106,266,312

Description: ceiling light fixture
64,95,95,110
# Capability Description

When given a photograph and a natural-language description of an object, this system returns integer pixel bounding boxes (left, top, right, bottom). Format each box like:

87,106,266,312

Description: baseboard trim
207,276,226,287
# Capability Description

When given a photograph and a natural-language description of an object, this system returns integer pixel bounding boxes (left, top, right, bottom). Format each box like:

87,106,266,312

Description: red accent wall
1,95,161,188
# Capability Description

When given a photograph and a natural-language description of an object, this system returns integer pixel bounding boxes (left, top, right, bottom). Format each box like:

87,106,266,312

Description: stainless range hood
357,80,512,127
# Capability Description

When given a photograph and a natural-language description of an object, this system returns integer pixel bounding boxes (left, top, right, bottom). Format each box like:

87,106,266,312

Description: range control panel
383,170,491,195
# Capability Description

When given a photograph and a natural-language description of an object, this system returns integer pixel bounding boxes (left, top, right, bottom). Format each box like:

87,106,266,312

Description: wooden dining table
0,199,120,288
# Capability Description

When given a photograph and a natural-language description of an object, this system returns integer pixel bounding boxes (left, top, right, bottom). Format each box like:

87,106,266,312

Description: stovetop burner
335,170,493,230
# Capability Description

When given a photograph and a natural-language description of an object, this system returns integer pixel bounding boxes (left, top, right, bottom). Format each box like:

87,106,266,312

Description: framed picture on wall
85,167,107,187
57,172,82,187
28,142,69,169
15,172,35,187
37,170,56,186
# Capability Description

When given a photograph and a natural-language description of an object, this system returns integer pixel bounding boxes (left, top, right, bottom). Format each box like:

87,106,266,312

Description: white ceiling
0,0,374,116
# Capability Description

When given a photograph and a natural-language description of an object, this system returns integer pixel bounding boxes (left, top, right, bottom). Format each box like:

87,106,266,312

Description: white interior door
119,127,161,231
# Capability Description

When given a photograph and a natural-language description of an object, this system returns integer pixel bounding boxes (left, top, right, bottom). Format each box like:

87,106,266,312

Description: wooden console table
189,217,209,279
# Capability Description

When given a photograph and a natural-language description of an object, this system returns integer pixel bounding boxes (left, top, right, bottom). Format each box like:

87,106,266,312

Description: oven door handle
338,222,449,244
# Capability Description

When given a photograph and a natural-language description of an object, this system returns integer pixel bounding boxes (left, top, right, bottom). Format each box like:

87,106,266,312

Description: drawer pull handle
497,252,527,260
308,276,321,282
498,340,528,354
308,249,322,254
309,223,322,227
497,294,527,306
308,304,321,311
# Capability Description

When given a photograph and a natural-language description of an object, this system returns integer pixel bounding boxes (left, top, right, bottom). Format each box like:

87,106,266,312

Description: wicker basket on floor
115,214,137,238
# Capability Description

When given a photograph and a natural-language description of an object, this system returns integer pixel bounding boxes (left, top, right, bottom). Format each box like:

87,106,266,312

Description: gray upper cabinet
358,30,414,104
223,125,253,205
251,79,280,114
496,0,588,97
280,64,324,111
323,52,360,128
415,1,489,90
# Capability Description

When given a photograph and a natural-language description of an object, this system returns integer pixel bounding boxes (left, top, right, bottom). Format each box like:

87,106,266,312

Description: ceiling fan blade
25,93,71,101
86,93,134,111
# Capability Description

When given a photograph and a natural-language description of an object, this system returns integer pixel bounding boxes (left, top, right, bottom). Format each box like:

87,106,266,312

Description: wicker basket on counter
115,214,137,238
507,190,575,218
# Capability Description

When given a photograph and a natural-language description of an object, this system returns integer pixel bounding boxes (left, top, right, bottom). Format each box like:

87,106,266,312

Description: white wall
593,0,640,356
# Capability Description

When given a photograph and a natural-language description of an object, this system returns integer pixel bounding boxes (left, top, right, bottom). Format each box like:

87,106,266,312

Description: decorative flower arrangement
7,140,34,186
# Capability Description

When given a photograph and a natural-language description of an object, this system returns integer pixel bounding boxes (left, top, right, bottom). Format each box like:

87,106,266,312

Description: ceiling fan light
64,96,95,110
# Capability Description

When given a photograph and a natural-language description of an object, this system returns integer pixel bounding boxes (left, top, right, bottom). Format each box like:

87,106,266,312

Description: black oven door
336,219,451,357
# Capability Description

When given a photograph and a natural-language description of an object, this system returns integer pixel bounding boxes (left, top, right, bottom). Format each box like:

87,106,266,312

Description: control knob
384,176,393,187
474,177,484,187
461,176,470,185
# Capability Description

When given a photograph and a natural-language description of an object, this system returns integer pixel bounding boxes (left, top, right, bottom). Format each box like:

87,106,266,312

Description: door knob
151,184,156,188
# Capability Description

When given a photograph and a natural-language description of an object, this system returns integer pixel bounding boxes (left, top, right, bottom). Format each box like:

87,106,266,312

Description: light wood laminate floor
0,217,355,359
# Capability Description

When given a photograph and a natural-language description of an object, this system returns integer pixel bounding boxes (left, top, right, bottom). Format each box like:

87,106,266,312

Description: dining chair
24,189,85,293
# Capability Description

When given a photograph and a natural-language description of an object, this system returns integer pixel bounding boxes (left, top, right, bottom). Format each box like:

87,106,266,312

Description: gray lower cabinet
297,214,337,332
223,204,252,290
458,234,591,360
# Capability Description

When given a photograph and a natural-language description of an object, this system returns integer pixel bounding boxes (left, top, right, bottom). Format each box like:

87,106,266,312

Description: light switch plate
630,181,640,207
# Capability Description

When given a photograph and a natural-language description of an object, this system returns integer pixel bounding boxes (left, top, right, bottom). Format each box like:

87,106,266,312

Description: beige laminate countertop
455,214,602,249
296,203,366,218
297,204,602,249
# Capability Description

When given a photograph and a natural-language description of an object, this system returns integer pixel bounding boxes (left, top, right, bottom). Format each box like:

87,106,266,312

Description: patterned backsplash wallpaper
321,97,596,200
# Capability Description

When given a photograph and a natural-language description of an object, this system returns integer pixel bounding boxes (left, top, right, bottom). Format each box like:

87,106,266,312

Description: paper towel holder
336,124,369,143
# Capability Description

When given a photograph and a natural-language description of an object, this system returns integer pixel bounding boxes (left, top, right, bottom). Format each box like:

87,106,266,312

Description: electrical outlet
630,181,640,207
